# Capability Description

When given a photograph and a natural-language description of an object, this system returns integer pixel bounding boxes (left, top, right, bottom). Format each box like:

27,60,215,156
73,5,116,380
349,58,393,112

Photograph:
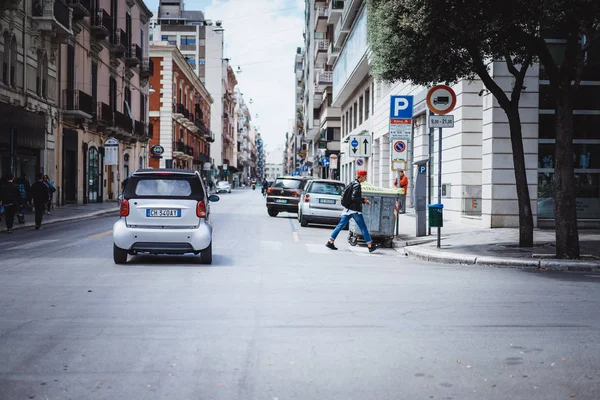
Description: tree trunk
554,90,580,258
506,106,534,247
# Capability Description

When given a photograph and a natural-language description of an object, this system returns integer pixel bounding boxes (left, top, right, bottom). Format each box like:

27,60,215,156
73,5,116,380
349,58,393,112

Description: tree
367,0,535,247
367,0,600,257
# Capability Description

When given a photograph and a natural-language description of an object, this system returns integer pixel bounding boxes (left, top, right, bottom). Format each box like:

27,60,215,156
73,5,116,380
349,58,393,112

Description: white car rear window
310,182,345,195
135,179,192,197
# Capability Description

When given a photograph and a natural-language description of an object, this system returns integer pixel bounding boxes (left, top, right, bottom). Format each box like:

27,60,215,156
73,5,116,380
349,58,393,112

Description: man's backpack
341,182,354,208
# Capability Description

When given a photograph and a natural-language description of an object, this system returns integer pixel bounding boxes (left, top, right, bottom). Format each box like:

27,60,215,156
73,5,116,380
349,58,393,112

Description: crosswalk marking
8,239,61,250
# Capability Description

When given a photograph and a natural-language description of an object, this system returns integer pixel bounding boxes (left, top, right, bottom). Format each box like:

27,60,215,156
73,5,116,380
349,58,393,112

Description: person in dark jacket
0,173,21,233
326,169,376,252
30,173,49,230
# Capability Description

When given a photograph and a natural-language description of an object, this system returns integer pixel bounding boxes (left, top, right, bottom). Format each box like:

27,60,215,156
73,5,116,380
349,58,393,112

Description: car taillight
120,199,129,217
267,188,273,195
304,194,310,203
197,200,207,218
293,190,301,197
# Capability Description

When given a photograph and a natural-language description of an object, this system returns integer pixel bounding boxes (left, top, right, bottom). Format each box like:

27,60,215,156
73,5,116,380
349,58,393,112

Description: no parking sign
356,158,364,167
393,140,406,153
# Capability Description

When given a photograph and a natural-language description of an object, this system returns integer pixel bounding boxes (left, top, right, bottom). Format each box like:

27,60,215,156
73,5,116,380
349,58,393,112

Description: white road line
7,239,61,250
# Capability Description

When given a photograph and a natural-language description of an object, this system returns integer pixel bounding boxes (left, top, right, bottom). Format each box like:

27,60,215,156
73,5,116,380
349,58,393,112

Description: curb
9,208,119,231
402,246,600,272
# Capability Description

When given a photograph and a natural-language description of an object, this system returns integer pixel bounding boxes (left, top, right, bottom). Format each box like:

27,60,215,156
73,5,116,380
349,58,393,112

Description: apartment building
151,0,229,182
221,64,237,182
236,89,252,185
0,0,64,185
148,42,213,174
302,0,342,179
1,0,152,204
327,1,600,228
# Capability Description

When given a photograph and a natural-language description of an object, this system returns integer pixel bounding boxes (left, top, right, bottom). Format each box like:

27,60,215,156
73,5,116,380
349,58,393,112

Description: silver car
112,169,219,264
298,179,346,227
215,181,231,193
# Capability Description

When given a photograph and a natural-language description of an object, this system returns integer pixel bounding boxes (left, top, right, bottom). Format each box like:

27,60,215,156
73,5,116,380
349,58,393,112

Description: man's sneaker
7,229,12,234
325,241,338,250
35,225,40,230
368,244,378,253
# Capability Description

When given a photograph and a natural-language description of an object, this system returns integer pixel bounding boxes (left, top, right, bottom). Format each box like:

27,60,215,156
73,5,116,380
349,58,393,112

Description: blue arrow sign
351,138,359,148
321,157,330,167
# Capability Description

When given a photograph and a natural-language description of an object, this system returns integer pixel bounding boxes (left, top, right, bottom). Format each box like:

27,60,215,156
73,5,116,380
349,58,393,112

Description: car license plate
146,209,181,217
274,199,287,204
319,199,336,204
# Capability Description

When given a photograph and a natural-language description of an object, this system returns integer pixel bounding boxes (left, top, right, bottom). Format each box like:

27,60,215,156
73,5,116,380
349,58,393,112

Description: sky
145,0,305,153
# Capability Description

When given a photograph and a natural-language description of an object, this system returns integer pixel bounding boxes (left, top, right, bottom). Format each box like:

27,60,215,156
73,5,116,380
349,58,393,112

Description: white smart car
112,169,219,264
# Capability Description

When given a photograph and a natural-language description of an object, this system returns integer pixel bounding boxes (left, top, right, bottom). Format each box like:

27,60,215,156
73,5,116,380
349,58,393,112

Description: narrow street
0,190,599,400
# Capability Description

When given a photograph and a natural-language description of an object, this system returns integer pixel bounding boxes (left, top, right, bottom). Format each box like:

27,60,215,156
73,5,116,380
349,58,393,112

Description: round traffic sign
351,138,359,148
393,140,406,153
356,158,364,166
426,85,456,115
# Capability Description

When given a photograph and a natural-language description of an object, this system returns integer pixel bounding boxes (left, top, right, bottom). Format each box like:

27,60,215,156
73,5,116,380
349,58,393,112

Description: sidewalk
4,202,119,231
393,211,600,273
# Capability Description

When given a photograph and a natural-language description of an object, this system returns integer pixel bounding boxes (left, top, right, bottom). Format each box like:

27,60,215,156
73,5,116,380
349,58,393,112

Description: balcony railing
314,40,329,61
125,44,141,67
63,90,94,117
185,145,194,157
114,110,133,133
66,0,91,19
173,140,186,153
110,28,128,56
91,9,111,39
195,118,210,136
96,102,112,125
32,0,72,36
175,103,189,119
327,42,341,65
316,71,333,85
315,6,328,18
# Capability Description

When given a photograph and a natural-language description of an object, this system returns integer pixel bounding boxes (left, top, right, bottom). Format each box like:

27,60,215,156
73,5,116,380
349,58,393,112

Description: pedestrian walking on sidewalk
0,173,21,234
394,170,409,213
43,175,56,214
326,170,377,253
30,173,49,230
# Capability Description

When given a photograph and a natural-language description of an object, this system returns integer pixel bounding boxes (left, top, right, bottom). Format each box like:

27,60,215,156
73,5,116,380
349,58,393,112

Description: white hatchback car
112,169,219,264
298,179,346,227
215,181,232,193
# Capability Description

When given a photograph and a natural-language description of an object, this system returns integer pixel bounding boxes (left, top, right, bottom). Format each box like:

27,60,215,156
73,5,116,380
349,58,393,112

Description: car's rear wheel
268,209,278,217
300,216,309,227
200,242,212,264
113,244,128,264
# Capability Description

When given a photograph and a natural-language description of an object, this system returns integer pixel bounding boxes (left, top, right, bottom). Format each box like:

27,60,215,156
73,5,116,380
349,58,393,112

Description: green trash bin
428,204,444,227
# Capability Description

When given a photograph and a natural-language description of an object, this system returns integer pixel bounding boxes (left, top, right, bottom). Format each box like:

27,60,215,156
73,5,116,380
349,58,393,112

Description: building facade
151,0,229,182
221,64,237,182
148,42,213,173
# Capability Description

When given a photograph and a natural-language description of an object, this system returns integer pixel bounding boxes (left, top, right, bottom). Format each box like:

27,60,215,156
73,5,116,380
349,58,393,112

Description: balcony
134,120,146,137
32,0,73,38
172,140,185,157
314,6,328,32
195,118,210,136
113,110,133,134
314,84,323,107
327,43,340,65
207,131,215,143
95,102,113,127
66,0,91,20
314,39,329,62
175,103,189,122
341,0,361,31
139,58,153,78
125,44,141,68
63,90,94,120
334,19,349,48
185,145,194,157
327,0,344,24
316,70,333,89
110,28,128,57
91,9,111,40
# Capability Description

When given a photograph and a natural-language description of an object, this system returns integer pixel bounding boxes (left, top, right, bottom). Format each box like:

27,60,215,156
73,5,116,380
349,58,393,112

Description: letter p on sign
390,95,414,119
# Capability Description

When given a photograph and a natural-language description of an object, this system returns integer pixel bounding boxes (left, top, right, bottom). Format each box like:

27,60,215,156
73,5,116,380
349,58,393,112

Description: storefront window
538,172,600,219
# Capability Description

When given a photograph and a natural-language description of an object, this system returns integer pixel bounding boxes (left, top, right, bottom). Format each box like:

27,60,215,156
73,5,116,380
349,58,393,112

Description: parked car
298,179,346,227
266,176,313,217
112,169,219,264
215,181,232,193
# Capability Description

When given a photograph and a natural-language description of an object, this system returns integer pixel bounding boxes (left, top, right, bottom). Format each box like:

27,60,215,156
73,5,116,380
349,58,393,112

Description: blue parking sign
390,95,414,119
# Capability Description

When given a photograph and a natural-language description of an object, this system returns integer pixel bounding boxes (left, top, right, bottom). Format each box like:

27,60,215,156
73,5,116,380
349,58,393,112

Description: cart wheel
349,234,358,246
385,238,394,248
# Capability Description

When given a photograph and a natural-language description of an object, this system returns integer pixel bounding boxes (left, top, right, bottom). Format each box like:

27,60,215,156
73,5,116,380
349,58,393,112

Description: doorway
62,129,78,204
88,146,100,203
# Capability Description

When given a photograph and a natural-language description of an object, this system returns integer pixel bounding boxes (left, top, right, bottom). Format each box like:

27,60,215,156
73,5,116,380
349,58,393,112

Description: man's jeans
399,193,407,213
330,212,372,244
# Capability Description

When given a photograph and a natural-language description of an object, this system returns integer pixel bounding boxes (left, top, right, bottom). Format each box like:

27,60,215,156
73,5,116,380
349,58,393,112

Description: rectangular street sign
348,134,371,158
430,115,455,128
390,119,412,140
390,95,414,119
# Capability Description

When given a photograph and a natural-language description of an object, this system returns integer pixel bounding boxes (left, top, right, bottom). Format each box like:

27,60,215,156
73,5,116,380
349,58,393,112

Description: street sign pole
437,126,442,249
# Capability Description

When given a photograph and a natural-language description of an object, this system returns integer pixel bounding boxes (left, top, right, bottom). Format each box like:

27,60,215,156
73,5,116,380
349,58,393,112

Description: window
91,61,98,104
139,92,146,123
124,87,131,115
2,32,9,85
309,182,345,195
345,110,349,133
353,101,358,129
161,35,177,45
181,36,196,46
365,88,370,120
341,115,345,135
109,77,117,111
198,59,206,65
10,37,17,87
186,57,196,67
135,179,192,197
359,95,363,125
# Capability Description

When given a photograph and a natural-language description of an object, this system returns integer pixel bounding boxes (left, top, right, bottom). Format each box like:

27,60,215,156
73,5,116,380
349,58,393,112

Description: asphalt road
0,189,599,400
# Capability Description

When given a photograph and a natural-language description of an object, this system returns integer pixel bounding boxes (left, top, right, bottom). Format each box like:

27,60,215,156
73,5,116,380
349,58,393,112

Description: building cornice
136,0,153,24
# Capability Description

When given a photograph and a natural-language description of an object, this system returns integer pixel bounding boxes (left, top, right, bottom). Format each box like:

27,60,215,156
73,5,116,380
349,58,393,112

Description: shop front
0,102,46,180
